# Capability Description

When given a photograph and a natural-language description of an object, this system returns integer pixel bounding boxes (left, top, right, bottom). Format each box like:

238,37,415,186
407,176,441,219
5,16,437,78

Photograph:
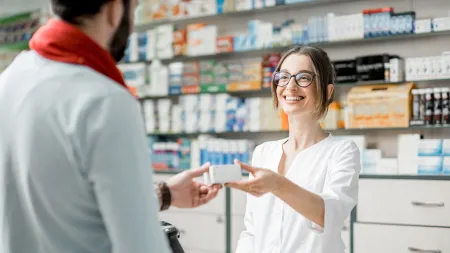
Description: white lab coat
0,51,170,253
235,135,360,253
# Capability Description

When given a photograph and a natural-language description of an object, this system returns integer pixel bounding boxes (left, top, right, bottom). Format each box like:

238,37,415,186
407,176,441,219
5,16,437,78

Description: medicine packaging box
418,139,443,156
346,82,415,128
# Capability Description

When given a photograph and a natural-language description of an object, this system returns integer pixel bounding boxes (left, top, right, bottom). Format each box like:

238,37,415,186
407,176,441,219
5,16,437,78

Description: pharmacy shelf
154,170,450,180
137,77,450,100
126,30,450,65
148,125,450,138
0,41,29,51
360,174,450,180
134,0,356,32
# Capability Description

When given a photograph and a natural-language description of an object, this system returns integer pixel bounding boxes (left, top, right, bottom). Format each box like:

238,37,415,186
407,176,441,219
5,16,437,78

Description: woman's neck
286,115,328,152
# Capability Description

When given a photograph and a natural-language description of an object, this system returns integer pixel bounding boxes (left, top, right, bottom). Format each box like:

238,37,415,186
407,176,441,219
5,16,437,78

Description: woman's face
275,54,318,117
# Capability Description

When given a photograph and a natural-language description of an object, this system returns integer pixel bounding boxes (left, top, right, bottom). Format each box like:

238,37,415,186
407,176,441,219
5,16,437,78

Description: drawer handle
411,201,445,207
408,247,441,253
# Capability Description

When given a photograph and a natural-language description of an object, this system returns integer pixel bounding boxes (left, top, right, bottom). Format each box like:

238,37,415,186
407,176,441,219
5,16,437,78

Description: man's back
0,51,169,253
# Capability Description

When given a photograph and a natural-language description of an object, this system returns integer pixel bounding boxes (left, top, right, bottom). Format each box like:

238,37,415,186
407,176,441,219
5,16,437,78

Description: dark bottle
425,88,434,126
433,88,442,125
442,87,450,125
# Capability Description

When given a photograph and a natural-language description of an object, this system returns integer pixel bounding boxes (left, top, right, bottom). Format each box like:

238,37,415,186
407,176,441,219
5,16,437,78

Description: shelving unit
136,1,450,253
134,0,357,32
124,30,450,65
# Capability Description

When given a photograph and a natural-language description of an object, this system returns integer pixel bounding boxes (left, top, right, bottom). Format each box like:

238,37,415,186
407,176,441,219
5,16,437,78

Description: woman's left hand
225,160,282,197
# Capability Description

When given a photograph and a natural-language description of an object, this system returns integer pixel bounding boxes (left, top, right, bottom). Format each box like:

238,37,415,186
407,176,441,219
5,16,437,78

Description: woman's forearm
273,176,325,227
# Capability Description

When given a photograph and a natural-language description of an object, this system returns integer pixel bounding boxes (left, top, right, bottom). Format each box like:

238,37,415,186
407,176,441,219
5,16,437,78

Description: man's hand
167,162,223,208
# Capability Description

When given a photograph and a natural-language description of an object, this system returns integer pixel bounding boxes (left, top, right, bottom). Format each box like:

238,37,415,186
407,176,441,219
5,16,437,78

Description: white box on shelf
397,134,420,174
376,158,398,175
389,58,404,82
432,17,450,32
118,63,147,87
414,19,432,33
443,139,450,156
443,157,450,175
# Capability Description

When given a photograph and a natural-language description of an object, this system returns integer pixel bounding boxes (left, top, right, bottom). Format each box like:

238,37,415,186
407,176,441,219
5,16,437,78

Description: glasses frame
272,70,316,88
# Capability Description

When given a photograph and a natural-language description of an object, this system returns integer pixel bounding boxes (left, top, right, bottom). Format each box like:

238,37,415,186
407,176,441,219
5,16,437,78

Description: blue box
418,156,443,175
418,139,443,156
443,140,450,156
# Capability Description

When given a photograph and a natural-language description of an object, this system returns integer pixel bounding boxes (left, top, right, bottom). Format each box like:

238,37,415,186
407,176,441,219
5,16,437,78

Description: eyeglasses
273,71,316,87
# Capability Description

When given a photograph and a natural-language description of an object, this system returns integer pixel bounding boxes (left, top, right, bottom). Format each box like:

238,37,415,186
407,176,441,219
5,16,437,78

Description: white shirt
0,51,170,253
235,134,360,253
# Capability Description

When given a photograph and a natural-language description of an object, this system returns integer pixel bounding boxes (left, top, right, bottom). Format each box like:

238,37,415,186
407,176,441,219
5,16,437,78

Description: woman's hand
225,160,282,197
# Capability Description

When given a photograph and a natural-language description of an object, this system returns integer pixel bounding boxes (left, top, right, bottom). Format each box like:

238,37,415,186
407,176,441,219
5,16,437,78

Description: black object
161,221,185,253
333,59,357,83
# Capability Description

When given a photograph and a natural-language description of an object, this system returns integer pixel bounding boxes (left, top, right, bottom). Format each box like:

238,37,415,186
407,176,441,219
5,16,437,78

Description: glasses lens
295,72,313,87
274,72,291,86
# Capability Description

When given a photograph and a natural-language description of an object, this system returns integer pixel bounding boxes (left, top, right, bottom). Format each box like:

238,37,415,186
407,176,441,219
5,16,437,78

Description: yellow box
346,82,415,128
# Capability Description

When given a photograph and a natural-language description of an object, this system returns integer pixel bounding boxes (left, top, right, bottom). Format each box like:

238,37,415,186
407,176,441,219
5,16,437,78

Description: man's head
51,0,139,62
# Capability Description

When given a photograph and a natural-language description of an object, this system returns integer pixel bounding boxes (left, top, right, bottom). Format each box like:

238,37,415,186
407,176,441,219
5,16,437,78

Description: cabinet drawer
159,212,226,252
357,179,450,226
354,223,450,253
153,173,226,214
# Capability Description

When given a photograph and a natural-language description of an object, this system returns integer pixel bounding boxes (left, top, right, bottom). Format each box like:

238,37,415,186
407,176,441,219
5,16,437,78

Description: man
0,0,221,252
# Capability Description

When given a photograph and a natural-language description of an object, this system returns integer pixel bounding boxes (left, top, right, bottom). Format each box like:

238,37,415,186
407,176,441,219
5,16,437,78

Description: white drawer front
231,215,246,252
153,173,226,214
354,223,450,253
358,179,450,226
159,212,226,252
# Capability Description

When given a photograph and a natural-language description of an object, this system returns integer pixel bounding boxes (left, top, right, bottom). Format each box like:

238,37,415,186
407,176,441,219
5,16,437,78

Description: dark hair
271,45,336,118
51,0,126,25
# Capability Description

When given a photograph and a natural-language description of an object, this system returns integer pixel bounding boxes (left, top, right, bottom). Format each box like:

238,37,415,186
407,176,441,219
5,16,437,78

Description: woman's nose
286,77,299,91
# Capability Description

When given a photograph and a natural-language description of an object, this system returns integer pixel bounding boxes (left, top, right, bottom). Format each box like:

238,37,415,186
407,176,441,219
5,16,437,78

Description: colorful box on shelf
182,85,201,94
346,82,415,128
200,84,228,93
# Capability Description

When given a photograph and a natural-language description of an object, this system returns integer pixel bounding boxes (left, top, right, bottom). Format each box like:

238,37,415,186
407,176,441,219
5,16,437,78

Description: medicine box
418,156,443,175
443,139,450,156
444,157,450,175
418,139,443,156
415,19,432,34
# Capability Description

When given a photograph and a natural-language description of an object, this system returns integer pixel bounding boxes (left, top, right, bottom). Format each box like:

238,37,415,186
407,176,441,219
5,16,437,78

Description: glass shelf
147,125,450,138
124,30,450,65
134,0,353,31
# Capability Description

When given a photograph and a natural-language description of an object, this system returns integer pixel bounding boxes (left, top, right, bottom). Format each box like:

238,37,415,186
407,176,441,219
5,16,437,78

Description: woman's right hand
225,160,282,197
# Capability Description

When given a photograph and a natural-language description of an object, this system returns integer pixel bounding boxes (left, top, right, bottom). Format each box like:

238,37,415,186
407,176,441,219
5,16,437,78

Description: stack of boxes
157,99,172,133
405,52,450,81
417,139,450,175
182,62,201,94
228,58,263,91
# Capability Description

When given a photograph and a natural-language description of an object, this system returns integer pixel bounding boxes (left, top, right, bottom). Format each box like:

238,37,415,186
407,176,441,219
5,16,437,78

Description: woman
226,46,361,253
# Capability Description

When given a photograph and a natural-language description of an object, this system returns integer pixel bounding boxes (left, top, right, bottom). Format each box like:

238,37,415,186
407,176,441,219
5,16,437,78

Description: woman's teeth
285,96,304,101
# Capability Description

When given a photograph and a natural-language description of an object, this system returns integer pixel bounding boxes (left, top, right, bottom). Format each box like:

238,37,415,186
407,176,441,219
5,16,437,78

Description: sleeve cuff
306,193,334,234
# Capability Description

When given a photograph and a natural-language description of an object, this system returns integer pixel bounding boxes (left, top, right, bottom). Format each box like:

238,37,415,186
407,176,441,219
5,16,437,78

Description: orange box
346,82,415,128
228,80,262,91
182,85,200,94
174,29,187,44
216,36,234,53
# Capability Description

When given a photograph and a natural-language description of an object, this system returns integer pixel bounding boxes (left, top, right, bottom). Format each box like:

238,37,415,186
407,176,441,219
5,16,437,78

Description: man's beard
109,1,130,62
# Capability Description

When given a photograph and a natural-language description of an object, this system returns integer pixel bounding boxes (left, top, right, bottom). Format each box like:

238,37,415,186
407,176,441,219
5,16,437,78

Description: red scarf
29,19,131,93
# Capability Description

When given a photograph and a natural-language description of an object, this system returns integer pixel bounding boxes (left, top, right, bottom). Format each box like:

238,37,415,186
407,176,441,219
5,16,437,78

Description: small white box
205,164,243,185
433,17,450,32
443,140,450,156
390,58,404,82
444,157,450,175
376,158,398,175
397,134,420,174
414,19,432,34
